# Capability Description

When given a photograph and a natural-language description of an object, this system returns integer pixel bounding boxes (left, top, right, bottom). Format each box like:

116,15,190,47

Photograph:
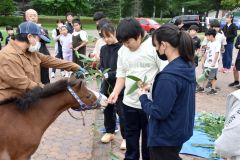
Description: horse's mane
0,79,81,111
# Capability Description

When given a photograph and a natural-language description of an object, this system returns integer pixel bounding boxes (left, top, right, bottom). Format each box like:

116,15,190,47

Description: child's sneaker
120,139,126,150
65,72,69,78
235,85,240,89
218,67,225,72
50,72,55,78
229,81,239,87
205,81,212,88
101,133,114,143
223,68,229,73
61,71,65,77
196,87,204,93
207,89,217,95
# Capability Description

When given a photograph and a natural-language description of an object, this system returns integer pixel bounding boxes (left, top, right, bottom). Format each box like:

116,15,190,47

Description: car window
181,16,188,21
189,16,197,21
148,19,158,25
139,19,148,25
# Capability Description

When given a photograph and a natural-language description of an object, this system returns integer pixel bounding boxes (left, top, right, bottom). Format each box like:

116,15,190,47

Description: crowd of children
1,10,240,160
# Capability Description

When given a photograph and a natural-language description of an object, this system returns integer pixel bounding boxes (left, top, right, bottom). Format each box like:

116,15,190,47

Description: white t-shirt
92,38,106,61
204,40,221,68
116,37,168,109
72,30,88,42
60,33,72,53
216,32,227,46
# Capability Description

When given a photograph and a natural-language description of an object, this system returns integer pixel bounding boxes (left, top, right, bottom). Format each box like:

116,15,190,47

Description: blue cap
18,21,50,43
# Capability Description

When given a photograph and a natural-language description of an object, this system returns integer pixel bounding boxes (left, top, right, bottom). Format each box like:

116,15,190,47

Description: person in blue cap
0,21,85,101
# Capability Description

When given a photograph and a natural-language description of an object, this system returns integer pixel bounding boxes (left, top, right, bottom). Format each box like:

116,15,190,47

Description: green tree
31,0,91,16
0,0,16,15
91,0,121,18
221,0,240,9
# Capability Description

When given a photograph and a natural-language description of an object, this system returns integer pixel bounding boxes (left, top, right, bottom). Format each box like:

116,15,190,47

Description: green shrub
0,16,23,27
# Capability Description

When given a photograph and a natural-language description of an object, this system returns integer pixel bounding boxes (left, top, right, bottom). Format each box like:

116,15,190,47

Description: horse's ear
77,80,83,89
69,73,77,82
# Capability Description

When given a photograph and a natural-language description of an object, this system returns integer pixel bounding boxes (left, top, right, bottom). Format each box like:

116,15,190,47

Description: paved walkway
32,109,96,160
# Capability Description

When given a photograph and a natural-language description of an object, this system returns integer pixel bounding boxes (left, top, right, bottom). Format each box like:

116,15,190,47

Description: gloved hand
75,67,86,79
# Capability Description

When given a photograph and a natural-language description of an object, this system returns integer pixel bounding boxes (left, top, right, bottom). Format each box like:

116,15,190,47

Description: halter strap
67,85,85,106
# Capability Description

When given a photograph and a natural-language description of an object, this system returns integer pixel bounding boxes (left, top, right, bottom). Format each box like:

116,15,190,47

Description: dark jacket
139,57,196,147
223,23,237,43
192,36,201,51
65,22,74,34
235,35,240,60
100,42,122,96
39,27,50,84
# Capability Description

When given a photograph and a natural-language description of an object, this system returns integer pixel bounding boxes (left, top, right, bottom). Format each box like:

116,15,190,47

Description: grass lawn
0,25,97,47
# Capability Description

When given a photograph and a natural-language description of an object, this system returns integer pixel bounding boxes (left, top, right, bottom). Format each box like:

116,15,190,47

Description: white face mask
28,41,41,52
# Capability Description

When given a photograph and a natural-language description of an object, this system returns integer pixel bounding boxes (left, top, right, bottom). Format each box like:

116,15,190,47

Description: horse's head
70,79,98,107
69,73,108,108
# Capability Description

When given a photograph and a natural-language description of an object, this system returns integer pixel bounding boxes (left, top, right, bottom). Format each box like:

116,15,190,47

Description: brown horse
0,78,105,160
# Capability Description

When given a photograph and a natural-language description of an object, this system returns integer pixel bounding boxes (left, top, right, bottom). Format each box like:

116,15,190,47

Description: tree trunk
215,9,219,18
132,0,142,17
160,9,162,20
215,0,221,18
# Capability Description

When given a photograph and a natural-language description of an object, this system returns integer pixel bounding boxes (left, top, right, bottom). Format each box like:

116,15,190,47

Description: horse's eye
86,94,92,99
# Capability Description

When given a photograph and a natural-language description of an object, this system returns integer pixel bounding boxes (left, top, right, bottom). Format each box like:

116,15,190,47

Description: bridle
66,85,102,125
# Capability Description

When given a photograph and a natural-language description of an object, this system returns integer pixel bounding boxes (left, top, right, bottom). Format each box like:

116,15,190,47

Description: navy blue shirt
139,57,196,147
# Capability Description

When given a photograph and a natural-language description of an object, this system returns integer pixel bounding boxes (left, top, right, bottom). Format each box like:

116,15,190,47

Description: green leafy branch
197,68,211,83
76,52,112,93
126,75,147,95
193,113,225,159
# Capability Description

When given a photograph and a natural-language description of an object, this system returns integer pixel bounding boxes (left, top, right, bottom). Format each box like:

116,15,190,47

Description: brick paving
32,109,96,160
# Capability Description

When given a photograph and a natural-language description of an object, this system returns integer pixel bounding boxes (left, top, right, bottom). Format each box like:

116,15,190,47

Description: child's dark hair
116,17,144,42
101,23,116,37
152,23,194,63
66,12,74,17
73,18,81,25
189,25,199,32
210,19,220,28
93,11,105,21
174,18,183,26
6,26,13,31
56,19,64,24
97,18,110,31
226,13,234,23
205,28,216,37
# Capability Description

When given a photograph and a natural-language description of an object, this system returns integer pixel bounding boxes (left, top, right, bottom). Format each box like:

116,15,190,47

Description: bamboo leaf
127,75,142,82
74,51,80,59
96,78,101,89
77,52,94,62
143,75,147,83
103,68,111,74
127,82,139,95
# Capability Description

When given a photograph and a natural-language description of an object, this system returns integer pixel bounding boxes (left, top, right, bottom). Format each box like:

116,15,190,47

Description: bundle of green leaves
77,52,111,92
127,75,148,95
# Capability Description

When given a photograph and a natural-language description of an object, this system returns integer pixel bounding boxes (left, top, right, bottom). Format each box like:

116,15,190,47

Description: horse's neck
29,91,75,131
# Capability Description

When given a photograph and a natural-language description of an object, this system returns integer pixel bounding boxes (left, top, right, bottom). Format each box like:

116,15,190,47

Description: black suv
169,15,203,31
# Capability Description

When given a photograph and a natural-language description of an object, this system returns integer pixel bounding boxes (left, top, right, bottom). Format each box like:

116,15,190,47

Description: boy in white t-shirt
108,18,168,160
200,29,221,95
